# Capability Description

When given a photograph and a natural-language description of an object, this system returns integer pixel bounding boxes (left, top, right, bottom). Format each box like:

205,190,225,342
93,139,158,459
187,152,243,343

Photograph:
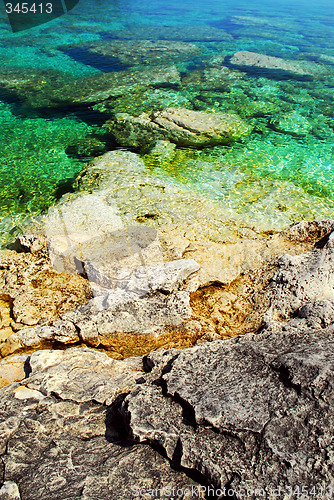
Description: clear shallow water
0,0,334,244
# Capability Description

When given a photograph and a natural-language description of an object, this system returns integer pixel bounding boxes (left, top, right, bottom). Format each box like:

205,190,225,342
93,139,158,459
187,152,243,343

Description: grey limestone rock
64,290,192,346
0,349,204,500
122,297,334,495
25,347,143,405
267,231,334,321
105,107,252,148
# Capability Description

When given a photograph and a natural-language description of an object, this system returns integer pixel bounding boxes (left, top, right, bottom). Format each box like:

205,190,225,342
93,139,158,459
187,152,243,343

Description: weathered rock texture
0,236,92,356
122,298,334,496
1,224,334,497
0,348,205,499
189,218,334,340
105,107,252,148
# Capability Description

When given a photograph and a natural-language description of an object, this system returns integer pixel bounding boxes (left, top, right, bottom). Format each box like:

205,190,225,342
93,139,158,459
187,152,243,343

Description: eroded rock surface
0,236,92,352
1,217,334,498
122,297,334,495
0,348,204,499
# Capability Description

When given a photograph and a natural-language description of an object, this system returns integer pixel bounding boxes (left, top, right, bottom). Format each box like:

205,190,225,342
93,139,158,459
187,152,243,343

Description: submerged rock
48,65,181,106
62,39,201,68
271,111,312,136
229,51,329,78
105,107,252,147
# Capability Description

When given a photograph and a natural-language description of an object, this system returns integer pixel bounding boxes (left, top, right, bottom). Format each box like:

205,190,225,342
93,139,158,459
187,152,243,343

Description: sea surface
0,0,334,245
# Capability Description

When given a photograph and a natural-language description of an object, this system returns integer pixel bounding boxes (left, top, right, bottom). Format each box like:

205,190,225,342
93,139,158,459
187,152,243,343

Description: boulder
105,107,252,147
266,230,334,321
229,51,328,78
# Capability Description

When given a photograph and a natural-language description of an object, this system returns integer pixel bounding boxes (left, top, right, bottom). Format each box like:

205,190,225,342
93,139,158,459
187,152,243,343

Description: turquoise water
0,0,334,243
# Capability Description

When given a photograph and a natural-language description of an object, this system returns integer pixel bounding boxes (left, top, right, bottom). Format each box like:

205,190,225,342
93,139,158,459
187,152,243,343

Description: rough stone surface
122,298,334,495
0,354,29,388
266,230,334,321
229,51,329,77
0,242,92,352
1,218,334,497
0,320,80,358
64,290,193,345
105,107,252,148
0,350,204,499
45,193,163,281
189,219,334,340
26,347,143,405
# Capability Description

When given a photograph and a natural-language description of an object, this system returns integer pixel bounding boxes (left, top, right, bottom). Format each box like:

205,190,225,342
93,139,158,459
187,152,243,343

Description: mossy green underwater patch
0,102,106,215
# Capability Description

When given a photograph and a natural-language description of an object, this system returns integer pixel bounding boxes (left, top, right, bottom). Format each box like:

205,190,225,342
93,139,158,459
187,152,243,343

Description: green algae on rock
104,107,252,148
47,65,181,106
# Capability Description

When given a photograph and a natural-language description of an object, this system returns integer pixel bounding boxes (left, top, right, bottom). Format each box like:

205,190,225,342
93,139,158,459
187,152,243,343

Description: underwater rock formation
229,50,329,78
48,66,181,106
103,24,233,42
61,39,201,69
105,107,252,147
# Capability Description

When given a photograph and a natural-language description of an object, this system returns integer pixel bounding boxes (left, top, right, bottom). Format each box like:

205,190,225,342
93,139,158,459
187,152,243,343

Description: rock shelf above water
1,216,334,497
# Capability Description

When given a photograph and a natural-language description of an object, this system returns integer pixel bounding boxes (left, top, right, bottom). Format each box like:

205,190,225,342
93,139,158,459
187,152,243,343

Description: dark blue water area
62,47,130,72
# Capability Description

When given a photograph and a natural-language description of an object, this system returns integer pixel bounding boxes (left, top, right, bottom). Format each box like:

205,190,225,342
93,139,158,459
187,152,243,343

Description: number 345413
5,3,53,13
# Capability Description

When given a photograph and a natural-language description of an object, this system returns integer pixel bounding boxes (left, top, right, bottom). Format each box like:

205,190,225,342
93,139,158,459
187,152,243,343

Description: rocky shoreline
1,145,334,497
